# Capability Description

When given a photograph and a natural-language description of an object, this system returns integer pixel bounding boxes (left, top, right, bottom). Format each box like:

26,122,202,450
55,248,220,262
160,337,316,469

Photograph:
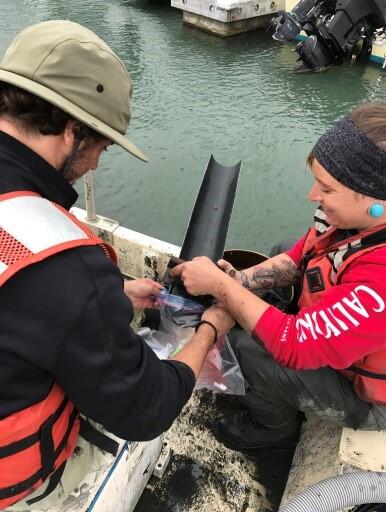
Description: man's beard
58,138,84,184
58,156,75,184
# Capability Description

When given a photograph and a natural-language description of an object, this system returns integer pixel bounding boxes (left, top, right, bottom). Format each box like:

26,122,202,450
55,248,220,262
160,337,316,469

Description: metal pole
83,172,97,222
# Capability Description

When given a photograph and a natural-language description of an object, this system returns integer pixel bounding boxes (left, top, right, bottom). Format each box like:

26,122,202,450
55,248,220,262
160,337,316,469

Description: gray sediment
135,390,270,511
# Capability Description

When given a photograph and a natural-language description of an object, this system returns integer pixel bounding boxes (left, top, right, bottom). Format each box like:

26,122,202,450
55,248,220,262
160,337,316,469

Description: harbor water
2,2,386,511
1,0,385,254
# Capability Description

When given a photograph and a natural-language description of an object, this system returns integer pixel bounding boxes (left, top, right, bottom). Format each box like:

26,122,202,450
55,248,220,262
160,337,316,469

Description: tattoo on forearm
239,260,300,290
239,270,250,289
273,261,300,287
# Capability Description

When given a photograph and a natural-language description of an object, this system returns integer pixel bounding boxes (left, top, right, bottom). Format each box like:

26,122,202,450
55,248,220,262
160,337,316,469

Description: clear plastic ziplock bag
139,290,245,395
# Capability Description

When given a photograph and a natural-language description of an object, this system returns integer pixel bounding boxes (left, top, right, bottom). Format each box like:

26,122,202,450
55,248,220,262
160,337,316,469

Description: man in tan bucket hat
0,20,233,510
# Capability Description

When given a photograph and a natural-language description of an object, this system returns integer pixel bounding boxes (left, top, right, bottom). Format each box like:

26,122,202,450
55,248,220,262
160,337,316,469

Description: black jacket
0,131,195,441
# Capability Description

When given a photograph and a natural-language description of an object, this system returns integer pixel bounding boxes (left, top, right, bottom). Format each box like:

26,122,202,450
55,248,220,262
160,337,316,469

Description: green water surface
1,0,385,253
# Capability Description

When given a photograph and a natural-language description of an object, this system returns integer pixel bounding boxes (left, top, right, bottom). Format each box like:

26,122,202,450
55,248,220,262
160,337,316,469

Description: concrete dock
171,0,285,37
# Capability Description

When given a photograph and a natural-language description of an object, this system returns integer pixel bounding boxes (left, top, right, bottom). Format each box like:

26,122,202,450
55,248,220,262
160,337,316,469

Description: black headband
313,114,386,200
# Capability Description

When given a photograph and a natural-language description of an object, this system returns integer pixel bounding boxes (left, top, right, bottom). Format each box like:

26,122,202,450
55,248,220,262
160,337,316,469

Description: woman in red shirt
172,102,386,454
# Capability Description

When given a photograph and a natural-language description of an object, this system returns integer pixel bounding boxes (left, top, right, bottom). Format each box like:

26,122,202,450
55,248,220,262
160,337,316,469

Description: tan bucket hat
0,20,148,161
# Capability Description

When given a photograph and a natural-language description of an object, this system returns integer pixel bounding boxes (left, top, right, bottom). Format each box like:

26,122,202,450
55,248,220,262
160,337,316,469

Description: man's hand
201,304,235,339
123,278,163,309
171,256,227,297
171,304,235,378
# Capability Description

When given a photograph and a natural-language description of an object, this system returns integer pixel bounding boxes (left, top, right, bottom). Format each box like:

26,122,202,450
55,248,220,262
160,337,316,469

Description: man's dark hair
0,82,105,142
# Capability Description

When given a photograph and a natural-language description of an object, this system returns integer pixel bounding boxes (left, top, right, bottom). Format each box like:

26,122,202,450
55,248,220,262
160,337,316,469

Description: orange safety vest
0,191,117,509
298,224,386,405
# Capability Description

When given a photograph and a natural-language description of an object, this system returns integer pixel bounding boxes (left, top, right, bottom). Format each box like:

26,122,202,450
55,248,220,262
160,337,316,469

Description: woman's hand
123,278,163,309
171,256,227,297
217,259,245,285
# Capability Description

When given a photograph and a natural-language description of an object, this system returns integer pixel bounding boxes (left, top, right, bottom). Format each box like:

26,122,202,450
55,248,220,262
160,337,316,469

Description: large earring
368,203,385,218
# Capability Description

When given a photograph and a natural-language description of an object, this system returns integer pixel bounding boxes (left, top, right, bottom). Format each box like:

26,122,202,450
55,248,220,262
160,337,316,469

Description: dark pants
230,239,372,431
229,329,371,430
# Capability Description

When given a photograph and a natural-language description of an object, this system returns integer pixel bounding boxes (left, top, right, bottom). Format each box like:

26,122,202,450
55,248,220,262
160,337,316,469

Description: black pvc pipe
179,154,241,262
165,155,240,312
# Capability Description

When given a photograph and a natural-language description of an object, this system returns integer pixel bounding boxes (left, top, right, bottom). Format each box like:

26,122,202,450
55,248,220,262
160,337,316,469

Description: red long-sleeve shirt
253,234,386,371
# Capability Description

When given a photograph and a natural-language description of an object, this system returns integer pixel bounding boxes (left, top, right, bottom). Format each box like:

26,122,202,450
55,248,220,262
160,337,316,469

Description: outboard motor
272,0,386,72
272,0,326,42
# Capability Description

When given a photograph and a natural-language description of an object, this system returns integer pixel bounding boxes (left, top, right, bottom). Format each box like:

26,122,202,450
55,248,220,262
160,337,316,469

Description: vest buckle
305,266,325,292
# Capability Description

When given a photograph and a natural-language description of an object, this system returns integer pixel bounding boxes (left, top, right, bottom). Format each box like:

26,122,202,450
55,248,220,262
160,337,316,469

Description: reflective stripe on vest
0,191,116,285
298,226,386,406
0,191,117,508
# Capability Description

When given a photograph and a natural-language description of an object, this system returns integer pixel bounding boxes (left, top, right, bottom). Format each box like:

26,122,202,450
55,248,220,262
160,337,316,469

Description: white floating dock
171,0,285,37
